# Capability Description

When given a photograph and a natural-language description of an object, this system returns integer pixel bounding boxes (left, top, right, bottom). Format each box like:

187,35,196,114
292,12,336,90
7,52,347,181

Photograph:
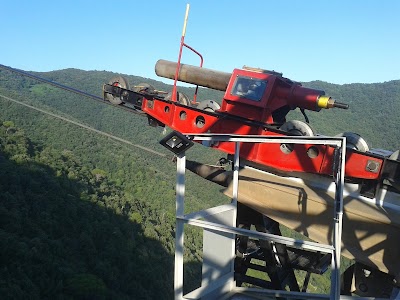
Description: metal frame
174,134,347,300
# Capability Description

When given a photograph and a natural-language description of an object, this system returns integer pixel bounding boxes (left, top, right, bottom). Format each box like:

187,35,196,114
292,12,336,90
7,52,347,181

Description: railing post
174,153,186,300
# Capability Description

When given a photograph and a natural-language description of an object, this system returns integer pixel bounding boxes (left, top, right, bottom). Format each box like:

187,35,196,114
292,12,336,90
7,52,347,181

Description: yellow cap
317,95,331,109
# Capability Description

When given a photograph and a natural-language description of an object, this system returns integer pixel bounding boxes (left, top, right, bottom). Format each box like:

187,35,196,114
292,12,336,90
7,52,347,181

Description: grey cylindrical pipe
155,59,231,91
185,160,232,187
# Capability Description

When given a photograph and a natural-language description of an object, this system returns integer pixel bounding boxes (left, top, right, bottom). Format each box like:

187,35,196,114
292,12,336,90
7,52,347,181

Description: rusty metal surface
155,59,231,91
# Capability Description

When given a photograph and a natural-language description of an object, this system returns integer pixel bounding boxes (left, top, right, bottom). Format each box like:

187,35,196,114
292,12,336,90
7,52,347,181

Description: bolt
359,282,368,293
366,160,379,173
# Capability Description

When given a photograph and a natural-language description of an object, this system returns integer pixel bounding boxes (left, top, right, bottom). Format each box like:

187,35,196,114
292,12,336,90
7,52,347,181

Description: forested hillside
1,67,399,152
0,66,399,298
0,69,229,298
0,116,224,298
0,121,175,298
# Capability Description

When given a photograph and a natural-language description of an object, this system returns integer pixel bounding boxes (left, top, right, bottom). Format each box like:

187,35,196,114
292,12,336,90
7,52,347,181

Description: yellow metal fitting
317,95,334,109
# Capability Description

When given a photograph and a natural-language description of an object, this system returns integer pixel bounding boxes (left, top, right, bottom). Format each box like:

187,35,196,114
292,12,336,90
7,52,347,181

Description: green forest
0,66,399,298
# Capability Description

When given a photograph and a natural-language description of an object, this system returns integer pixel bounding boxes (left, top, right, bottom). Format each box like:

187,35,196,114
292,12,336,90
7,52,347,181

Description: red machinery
103,58,398,192
102,6,400,296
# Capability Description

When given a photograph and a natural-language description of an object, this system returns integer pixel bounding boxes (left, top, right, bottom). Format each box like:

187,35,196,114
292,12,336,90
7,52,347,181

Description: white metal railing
173,134,346,300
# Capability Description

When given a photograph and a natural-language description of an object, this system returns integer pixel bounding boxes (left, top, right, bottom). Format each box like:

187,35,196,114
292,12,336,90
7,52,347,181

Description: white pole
174,153,186,299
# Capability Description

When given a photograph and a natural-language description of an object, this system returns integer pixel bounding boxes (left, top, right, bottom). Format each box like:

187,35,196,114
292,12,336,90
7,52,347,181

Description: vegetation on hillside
0,66,399,298
0,121,174,298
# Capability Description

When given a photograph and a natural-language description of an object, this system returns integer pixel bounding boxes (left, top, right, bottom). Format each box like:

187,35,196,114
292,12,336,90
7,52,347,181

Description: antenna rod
172,4,190,101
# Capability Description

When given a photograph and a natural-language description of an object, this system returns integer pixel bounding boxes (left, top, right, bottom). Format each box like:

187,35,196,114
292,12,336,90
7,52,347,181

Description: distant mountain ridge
1,67,399,152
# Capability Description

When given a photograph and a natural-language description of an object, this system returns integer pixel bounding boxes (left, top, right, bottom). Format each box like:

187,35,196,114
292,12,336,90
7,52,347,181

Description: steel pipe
155,59,231,91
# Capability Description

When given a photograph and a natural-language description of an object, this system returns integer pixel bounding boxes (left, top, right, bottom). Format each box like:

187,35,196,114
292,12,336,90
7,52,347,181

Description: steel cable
0,63,146,116
0,93,167,157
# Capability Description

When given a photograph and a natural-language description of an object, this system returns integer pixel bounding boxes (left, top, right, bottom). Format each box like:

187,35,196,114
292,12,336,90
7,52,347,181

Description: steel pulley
196,100,221,112
104,76,130,105
336,132,369,152
279,120,315,154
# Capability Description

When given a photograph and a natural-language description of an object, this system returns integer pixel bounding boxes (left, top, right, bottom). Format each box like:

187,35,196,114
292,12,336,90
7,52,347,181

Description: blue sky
2,0,399,84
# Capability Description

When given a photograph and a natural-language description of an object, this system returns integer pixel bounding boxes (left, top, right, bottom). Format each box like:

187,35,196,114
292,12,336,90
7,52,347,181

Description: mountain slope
0,66,399,296
1,67,398,151
0,122,175,299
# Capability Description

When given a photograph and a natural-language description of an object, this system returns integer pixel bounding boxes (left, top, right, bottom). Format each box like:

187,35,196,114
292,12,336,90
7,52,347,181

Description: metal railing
173,134,347,300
